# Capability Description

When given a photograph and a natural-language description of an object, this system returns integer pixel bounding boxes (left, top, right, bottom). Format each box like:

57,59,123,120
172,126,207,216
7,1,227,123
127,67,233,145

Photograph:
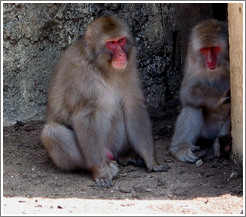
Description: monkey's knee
41,123,84,171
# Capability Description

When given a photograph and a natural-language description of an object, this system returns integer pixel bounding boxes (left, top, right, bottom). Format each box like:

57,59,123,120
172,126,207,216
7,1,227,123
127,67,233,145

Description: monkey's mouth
112,61,127,70
206,62,217,70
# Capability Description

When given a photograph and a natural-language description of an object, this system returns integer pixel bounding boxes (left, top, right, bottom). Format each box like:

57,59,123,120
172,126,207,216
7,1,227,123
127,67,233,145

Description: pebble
31,174,38,179
196,159,203,167
119,186,132,193
228,171,239,180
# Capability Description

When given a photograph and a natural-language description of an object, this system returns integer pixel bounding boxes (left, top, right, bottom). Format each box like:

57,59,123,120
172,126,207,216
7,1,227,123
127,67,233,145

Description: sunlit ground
2,194,243,215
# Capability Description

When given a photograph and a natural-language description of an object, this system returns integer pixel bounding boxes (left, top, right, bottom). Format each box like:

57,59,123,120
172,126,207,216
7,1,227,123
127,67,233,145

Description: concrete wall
228,3,244,163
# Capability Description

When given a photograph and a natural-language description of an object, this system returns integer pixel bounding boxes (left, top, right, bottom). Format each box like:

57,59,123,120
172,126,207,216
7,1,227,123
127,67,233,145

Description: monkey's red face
200,46,221,70
106,37,127,70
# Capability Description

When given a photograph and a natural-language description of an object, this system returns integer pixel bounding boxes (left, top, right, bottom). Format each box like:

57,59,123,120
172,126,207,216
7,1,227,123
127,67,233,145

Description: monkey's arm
123,95,168,172
63,82,116,187
180,79,226,109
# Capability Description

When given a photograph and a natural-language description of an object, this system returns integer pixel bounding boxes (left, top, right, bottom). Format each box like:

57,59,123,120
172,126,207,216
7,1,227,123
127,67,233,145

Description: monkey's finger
220,96,231,104
223,96,231,104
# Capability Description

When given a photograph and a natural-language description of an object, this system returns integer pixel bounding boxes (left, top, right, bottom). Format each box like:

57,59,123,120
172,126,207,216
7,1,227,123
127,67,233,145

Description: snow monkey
169,19,230,163
41,16,168,187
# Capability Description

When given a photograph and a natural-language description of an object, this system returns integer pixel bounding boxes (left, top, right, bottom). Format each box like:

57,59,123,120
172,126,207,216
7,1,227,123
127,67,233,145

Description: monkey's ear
85,20,98,42
85,27,92,42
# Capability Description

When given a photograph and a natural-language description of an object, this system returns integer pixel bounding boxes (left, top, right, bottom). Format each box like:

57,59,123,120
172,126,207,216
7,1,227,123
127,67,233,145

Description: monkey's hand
93,161,119,188
173,143,199,163
219,89,231,105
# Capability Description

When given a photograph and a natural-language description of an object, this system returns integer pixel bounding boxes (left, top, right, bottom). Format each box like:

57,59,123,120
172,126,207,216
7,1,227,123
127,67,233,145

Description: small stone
196,159,203,167
31,174,38,179
120,186,131,193
228,171,239,180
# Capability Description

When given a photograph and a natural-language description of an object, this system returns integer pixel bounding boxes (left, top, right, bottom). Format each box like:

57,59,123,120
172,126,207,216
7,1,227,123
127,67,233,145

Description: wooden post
228,3,244,163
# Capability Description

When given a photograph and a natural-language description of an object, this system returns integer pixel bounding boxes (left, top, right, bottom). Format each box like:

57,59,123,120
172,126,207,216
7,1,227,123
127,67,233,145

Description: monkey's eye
106,41,116,50
106,40,119,51
200,47,210,54
211,46,221,55
118,37,126,45
106,41,116,45
200,47,221,55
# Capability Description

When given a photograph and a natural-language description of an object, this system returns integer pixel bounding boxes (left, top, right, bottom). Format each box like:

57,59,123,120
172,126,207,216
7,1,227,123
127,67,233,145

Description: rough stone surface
3,3,217,125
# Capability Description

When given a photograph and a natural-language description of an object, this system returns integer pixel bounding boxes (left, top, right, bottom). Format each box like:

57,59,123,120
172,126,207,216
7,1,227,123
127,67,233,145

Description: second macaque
41,16,168,188
169,19,231,163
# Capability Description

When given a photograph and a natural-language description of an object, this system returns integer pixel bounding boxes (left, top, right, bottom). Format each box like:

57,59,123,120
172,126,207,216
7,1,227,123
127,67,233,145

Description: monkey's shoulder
53,39,92,78
60,38,85,61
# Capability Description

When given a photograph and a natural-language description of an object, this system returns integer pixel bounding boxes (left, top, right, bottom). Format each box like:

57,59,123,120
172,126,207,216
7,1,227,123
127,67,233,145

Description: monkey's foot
95,178,112,188
93,165,115,188
173,143,199,163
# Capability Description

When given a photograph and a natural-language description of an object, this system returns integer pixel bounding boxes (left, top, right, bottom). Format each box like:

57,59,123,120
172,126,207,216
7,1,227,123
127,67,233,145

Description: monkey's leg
73,111,119,188
169,106,203,163
41,123,84,170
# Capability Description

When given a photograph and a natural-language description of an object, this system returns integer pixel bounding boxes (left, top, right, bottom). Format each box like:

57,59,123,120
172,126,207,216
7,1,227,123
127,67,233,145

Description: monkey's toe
176,149,198,163
181,153,198,163
95,178,113,188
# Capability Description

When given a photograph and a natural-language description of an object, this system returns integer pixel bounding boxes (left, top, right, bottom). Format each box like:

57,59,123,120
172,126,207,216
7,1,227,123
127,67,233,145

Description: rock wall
3,3,224,125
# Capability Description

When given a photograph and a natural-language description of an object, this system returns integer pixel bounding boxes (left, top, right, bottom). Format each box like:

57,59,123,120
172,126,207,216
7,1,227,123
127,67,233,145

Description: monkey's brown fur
41,16,168,187
170,19,231,163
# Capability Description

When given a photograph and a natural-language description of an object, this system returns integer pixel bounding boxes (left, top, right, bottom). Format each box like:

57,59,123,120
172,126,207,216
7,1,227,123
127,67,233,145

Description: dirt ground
2,106,244,215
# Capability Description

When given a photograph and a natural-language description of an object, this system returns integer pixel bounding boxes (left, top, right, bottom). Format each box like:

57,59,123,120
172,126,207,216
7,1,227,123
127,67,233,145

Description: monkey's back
45,38,99,126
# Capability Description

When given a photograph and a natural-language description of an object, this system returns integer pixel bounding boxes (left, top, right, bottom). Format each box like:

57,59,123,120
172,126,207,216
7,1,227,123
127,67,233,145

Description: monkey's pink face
106,37,127,70
200,46,221,70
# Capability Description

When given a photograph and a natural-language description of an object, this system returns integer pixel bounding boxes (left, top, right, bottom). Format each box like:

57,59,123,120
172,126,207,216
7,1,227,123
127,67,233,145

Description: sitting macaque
41,16,168,187
169,19,231,162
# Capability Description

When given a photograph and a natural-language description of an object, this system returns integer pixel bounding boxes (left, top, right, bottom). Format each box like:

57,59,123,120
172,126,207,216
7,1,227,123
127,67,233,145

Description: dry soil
2,107,244,215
